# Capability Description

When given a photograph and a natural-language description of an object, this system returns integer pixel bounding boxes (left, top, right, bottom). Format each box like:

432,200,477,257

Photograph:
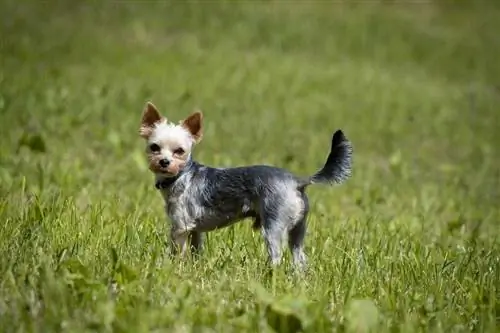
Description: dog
139,102,352,270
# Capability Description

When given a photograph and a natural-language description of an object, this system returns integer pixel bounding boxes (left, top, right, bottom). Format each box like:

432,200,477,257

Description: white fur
149,121,194,158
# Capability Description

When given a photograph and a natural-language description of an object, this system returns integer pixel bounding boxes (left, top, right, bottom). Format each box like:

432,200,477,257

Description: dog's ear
140,102,164,138
181,110,203,143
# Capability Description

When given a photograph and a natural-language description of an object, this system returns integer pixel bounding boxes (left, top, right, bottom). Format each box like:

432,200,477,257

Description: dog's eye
174,148,185,155
149,143,161,152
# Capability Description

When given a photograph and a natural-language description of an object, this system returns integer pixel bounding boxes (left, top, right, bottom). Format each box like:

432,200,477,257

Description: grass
1,1,499,332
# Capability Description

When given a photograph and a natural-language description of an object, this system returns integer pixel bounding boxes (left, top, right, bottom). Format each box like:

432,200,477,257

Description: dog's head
139,102,203,178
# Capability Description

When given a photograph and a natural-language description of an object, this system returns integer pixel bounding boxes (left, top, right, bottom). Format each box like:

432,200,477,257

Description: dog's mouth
157,170,176,177
151,167,175,176
149,164,177,176
149,158,185,177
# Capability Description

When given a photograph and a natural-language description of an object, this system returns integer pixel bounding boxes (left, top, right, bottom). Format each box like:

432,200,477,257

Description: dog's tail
298,130,352,189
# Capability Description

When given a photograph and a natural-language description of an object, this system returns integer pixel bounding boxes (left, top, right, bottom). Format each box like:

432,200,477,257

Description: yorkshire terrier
139,102,352,270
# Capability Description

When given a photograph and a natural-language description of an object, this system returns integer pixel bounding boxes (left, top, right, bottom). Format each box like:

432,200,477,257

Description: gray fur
154,130,352,270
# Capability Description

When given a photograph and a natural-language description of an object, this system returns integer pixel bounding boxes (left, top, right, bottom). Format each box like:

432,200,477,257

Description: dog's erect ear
181,110,203,143
140,102,164,138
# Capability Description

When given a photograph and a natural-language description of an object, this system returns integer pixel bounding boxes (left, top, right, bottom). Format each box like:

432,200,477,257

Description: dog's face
139,102,203,177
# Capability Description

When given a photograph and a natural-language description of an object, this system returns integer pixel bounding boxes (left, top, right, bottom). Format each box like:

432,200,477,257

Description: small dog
139,102,352,269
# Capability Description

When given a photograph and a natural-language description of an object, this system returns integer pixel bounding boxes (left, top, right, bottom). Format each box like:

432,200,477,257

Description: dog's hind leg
261,223,284,266
288,217,307,270
288,194,309,271
260,208,286,266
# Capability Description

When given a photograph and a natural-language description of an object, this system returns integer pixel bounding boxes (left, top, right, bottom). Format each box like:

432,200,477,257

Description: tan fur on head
140,102,165,139
148,153,187,175
181,111,203,143
140,102,203,177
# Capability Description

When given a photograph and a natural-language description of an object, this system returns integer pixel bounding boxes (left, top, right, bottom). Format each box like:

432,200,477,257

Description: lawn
0,1,499,332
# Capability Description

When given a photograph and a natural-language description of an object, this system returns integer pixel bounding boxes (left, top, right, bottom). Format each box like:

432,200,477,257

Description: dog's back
170,163,305,233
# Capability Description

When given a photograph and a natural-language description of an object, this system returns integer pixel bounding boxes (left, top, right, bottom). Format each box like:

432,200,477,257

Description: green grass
1,1,499,332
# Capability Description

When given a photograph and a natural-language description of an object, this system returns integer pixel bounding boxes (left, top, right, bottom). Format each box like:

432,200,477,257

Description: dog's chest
162,182,203,225
166,193,197,219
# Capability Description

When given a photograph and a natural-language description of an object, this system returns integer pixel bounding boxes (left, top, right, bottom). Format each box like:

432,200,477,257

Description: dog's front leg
169,228,189,257
188,231,204,257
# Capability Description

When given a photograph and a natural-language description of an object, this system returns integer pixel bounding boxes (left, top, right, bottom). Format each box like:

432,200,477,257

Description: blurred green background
0,1,499,332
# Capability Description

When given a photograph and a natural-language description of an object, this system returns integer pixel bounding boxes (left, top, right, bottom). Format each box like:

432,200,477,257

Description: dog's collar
155,176,179,190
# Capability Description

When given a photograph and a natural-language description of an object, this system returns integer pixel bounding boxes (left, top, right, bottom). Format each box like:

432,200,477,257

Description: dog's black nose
159,159,170,168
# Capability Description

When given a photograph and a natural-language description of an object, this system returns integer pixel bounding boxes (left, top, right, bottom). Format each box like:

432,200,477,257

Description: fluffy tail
299,130,353,188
